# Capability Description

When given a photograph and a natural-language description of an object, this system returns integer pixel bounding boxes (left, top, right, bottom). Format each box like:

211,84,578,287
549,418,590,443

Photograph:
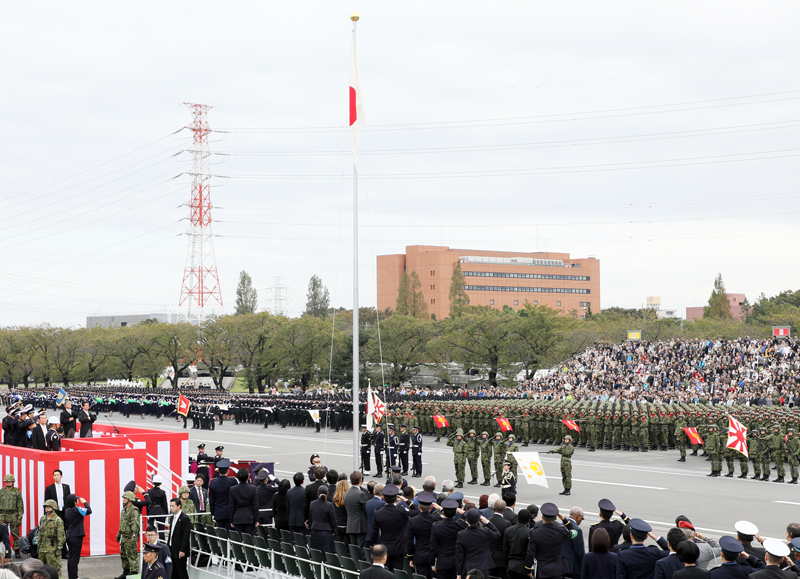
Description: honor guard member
501,460,517,497
195,444,211,489
707,536,766,579
0,473,24,558
406,491,440,579
370,485,416,571
734,521,766,561
46,417,62,451
141,542,166,579
213,445,225,468
373,424,385,477
398,425,411,475
360,425,372,474
116,491,141,579
615,518,670,579
387,425,400,474
588,499,631,551
411,425,423,477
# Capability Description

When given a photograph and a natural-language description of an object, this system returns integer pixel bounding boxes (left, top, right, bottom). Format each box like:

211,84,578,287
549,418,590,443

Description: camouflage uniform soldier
0,474,24,557
640,413,650,452
547,434,574,496
674,413,688,462
749,430,762,479
492,432,506,487
447,429,468,488
465,430,480,485
786,428,800,484
612,411,622,450
767,424,786,482
38,499,66,577
116,490,141,579
504,434,520,476
723,445,736,477
705,424,722,477
478,432,493,486
759,427,772,480
622,411,632,450
631,411,640,451
178,486,197,517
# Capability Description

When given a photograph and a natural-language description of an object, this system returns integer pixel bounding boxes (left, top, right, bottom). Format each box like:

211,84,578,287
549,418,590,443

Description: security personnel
398,425,410,475
209,459,237,530
411,425,423,478
406,492,440,579
524,502,578,577
116,490,141,579
387,425,400,475
370,485,416,571
547,434,575,496
195,444,211,489
615,518,669,579
360,425,372,474
588,499,630,551
141,542,167,579
373,424,385,477
0,473,24,558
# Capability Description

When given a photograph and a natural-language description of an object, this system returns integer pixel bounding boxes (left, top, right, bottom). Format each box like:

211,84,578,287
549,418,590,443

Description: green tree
230,313,283,393
396,272,428,319
368,315,432,386
395,273,412,316
704,273,732,319
234,270,259,315
329,332,370,389
448,261,470,318
199,316,238,389
510,304,562,379
275,316,331,387
304,275,330,318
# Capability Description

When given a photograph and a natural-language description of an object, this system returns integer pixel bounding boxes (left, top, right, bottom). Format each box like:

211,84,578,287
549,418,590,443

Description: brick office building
377,245,600,320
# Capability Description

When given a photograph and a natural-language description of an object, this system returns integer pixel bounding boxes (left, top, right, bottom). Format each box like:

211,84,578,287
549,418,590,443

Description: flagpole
351,12,361,473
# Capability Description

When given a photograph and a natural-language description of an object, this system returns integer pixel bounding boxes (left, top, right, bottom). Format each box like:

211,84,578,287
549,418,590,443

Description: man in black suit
563,507,585,579
430,498,468,579
345,471,369,548
44,469,71,521
304,466,327,526
30,413,49,450
616,518,670,579
360,544,395,579
370,485,416,571
166,499,191,579
209,460,237,531
189,477,208,517
286,472,306,534
406,492,441,579
525,502,578,578
654,528,688,579
504,508,532,579
229,468,259,536
488,499,511,577
60,401,77,439
76,401,97,438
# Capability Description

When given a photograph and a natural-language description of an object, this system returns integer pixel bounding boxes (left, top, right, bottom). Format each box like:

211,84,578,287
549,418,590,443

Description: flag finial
350,12,360,21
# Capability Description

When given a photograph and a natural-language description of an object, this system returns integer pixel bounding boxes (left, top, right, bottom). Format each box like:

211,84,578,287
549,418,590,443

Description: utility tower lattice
264,276,290,316
179,103,223,324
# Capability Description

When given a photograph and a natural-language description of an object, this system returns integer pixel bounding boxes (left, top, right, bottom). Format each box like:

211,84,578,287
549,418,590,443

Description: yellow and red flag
561,420,580,434
496,417,513,432
177,395,191,417
433,415,449,428
682,427,703,445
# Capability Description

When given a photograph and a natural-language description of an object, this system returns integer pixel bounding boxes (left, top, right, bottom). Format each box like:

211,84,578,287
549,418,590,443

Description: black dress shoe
455,482,463,488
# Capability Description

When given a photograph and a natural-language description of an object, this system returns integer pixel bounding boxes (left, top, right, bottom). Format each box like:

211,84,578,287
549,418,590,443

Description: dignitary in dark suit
304,466,327,525
76,401,97,438
749,539,790,579
588,499,631,552
504,508,532,579
189,477,209,522
60,401,77,439
431,498,468,579
287,472,307,534
361,544,395,579
525,502,578,578
581,528,618,579
345,471,369,548
564,507,585,579
229,468,259,536
44,470,71,521
654,528,688,579
31,413,49,450
208,460,237,531
406,492,442,579
707,536,765,579
64,494,92,579
487,500,511,578
616,518,670,579
371,485,416,571
456,509,500,579
166,499,191,579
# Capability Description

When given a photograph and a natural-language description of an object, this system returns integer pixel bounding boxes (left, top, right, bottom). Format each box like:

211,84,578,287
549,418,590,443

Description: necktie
199,489,204,511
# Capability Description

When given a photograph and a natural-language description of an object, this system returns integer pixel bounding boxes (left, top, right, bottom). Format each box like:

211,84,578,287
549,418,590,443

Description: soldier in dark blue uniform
587,498,631,552
387,425,399,475
398,425,411,475
616,518,669,579
373,424,385,477
406,492,441,579
141,542,166,579
361,425,372,474
208,459,237,530
430,498,467,579
411,425,423,477
707,536,766,579
525,502,578,578
370,485,416,571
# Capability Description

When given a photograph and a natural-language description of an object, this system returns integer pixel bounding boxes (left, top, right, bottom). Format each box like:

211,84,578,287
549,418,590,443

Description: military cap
628,518,652,533
790,538,800,553
388,424,395,431
466,509,482,525
44,499,58,509
178,486,190,494
124,480,137,493
152,474,164,485
382,485,399,498
417,492,435,505
310,453,320,464
391,466,402,473
215,446,224,451
449,491,464,502
504,460,512,467
441,498,459,509
216,459,231,469
540,502,559,517
734,520,758,536
494,432,503,438
257,471,268,481
375,423,382,428
763,538,790,558
198,443,206,449
21,404,33,413
123,491,137,501
48,416,59,425
455,428,463,436
143,543,160,554
789,428,795,433
3,474,15,483
719,536,744,554
361,424,367,429
598,499,615,511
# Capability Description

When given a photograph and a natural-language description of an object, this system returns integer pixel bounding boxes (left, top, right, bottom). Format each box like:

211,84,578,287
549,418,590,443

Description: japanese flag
349,34,365,168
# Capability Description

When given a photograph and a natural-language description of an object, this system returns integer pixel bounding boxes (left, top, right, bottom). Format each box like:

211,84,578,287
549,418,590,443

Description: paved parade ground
102,413,797,543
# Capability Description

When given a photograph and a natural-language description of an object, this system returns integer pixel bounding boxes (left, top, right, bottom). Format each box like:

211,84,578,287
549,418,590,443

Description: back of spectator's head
591,528,611,553
493,499,506,513
423,477,436,492
314,466,326,480
621,525,631,543
442,479,454,492
465,569,485,579
350,471,363,486
18,560,42,576
371,544,387,563
392,474,403,486
293,472,304,486
437,492,450,504
487,493,500,508
0,568,20,579
788,523,800,539
373,484,384,498
479,494,489,509
327,470,338,485
569,506,584,521
21,573,49,579
237,468,249,483
41,567,59,579
317,486,329,500
517,508,531,525
367,480,376,493
338,471,347,482
403,486,415,500
526,504,539,520
676,540,700,564
503,493,516,508
278,479,290,494
667,527,686,552
599,508,614,520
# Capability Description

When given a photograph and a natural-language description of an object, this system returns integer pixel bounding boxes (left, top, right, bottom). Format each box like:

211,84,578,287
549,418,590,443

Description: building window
557,301,562,307
534,301,538,305
514,300,519,305
580,302,590,307
463,285,590,294
431,285,435,290
431,298,435,305
463,271,589,281
489,299,494,305
431,270,435,276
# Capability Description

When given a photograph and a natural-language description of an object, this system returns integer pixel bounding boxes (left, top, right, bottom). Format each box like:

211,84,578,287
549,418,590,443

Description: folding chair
394,570,410,579
280,529,293,543
348,543,364,562
282,541,301,576
293,531,308,548
334,541,350,562
268,538,287,574
253,535,273,574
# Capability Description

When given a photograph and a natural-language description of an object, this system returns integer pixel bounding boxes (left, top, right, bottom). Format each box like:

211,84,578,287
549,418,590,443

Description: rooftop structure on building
377,245,600,319
686,293,747,321
86,312,179,328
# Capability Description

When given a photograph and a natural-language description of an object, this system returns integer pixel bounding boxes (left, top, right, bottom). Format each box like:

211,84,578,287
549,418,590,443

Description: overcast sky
1,2,799,326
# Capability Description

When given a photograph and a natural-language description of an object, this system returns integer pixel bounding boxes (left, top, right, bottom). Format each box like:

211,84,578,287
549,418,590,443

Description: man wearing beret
525,502,578,578
616,518,669,579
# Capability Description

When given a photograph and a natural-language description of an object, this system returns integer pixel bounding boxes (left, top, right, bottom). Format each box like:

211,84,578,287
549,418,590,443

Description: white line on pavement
774,500,800,505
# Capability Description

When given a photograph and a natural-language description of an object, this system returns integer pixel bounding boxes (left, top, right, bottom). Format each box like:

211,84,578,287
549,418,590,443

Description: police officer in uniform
406,491,440,579
411,425,423,477
195,444,211,489
141,542,166,579
615,518,669,578
587,499,631,552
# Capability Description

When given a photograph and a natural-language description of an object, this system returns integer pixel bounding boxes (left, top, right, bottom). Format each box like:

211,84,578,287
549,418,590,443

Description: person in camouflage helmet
548,434,575,496
465,429,480,485
768,423,786,482
705,424,722,477
478,432,493,486
116,490,141,579
786,428,800,484
504,434,519,476
0,473,24,557
178,486,197,517
492,432,505,487
447,428,468,488
38,499,66,577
